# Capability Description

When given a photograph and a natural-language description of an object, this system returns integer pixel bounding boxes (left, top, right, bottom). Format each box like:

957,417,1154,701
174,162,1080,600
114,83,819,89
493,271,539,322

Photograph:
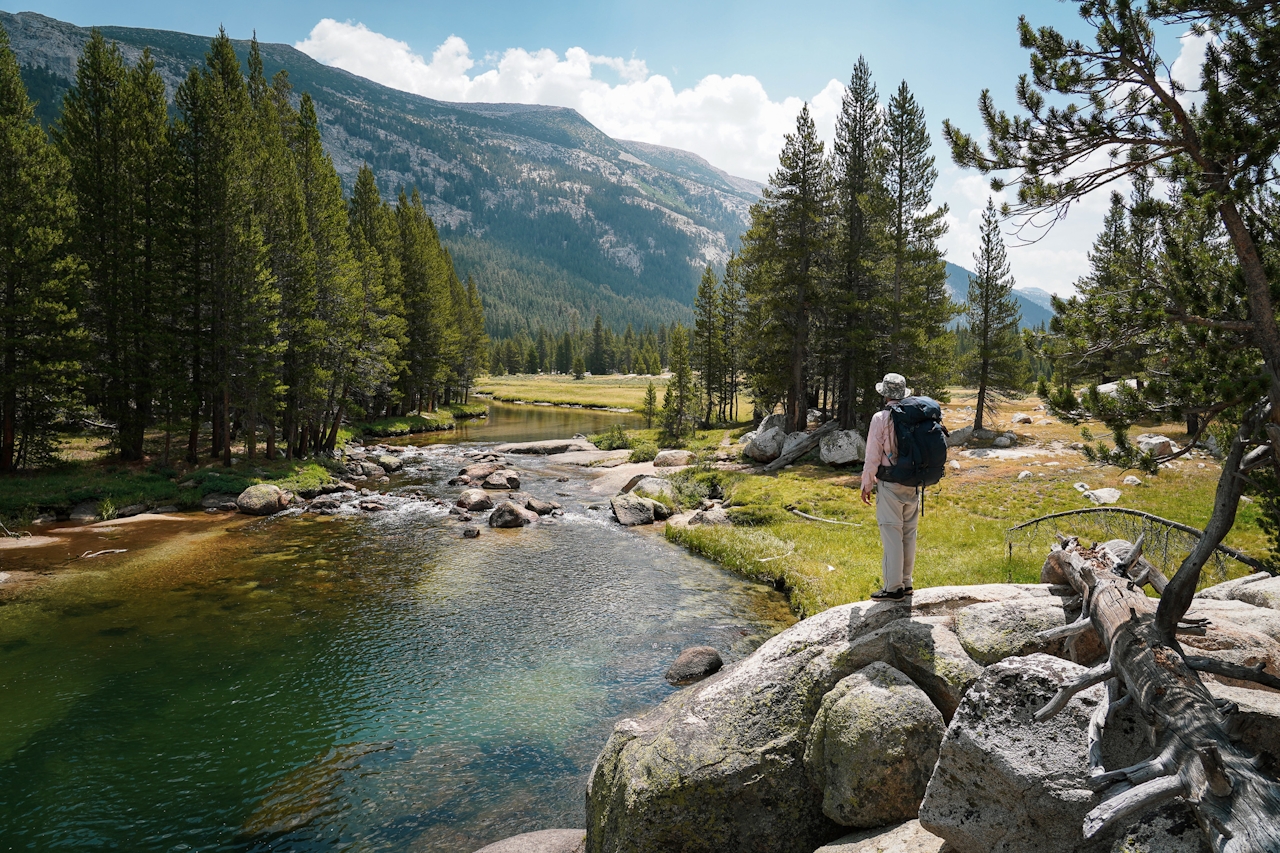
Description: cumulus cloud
298,19,833,181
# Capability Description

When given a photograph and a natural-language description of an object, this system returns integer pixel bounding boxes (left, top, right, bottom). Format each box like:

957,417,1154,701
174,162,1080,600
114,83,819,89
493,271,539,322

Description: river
0,405,791,852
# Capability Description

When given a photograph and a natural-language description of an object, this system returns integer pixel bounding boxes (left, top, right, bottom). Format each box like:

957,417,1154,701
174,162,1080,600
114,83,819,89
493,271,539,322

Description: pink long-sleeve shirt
861,408,897,491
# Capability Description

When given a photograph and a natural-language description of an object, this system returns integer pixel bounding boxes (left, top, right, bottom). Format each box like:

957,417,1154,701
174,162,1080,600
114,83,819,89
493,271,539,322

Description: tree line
0,25,485,471
488,316,680,378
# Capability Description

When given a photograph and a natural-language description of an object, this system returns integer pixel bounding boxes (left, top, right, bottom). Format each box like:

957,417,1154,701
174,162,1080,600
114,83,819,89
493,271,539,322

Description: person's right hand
860,485,873,506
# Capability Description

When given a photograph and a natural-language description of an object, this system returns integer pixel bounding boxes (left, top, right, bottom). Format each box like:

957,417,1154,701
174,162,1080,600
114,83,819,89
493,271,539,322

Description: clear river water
0,403,792,852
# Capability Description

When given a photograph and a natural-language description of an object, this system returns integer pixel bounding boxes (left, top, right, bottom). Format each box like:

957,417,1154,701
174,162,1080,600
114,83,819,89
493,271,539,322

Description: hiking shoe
904,586,914,595
871,587,906,601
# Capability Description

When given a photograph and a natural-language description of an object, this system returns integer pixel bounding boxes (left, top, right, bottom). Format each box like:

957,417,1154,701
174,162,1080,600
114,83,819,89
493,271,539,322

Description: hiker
860,372,947,601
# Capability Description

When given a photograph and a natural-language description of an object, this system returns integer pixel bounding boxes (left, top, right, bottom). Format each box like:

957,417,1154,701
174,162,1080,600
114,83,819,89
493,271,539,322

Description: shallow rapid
0,420,791,852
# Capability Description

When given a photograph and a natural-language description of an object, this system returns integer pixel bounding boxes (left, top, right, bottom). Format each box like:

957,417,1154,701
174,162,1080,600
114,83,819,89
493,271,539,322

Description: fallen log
761,420,839,472
1036,535,1280,851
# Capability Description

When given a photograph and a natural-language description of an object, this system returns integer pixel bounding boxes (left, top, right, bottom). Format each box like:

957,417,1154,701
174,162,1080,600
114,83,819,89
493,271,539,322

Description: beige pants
876,481,918,591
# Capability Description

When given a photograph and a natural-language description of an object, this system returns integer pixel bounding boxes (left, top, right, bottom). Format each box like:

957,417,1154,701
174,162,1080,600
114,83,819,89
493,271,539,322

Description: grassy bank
0,457,337,525
475,373,668,409
652,396,1268,618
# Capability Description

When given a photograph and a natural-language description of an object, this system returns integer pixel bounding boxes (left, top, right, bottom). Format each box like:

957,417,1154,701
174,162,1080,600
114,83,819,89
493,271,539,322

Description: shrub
594,424,632,451
628,442,658,463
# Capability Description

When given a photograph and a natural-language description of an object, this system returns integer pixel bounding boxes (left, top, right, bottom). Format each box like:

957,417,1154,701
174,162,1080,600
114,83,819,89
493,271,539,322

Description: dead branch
80,549,127,559
1035,659,1115,722
1185,656,1280,692
1082,775,1188,840
789,508,861,527
761,421,839,473
1008,507,1268,573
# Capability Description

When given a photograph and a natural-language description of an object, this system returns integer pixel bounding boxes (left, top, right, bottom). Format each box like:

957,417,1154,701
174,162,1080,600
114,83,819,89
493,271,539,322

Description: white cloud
297,19,1102,294
297,19,830,181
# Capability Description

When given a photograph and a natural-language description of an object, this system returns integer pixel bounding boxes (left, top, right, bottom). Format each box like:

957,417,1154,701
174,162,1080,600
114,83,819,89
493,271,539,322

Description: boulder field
576,577,1280,853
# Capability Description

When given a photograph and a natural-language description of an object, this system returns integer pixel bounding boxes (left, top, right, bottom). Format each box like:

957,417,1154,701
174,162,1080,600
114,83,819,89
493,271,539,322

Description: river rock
872,620,983,723
115,503,148,518
744,426,786,462
653,449,695,467
918,653,1148,853
471,829,585,853
945,425,973,447
68,500,99,522
200,492,238,510
820,430,866,466
236,484,286,516
482,470,521,490
457,489,494,511
665,646,723,684
525,498,557,516
488,501,536,528
992,434,1014,448
803,662,944,828
689,507,731,526
462,525,481,539
814,820,945,853
375,454,403,473
1135,433,1176,456
460,461,503,480
610,493,656,526
358,461,386,478
494,439,597,454
625,476,674,498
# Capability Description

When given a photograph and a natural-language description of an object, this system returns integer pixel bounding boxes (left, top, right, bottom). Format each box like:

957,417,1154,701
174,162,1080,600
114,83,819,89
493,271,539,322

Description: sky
10,1,1206,296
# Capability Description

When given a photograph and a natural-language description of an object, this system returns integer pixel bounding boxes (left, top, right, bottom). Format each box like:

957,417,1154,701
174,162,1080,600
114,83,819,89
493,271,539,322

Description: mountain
944,262,1056,331
0,10,766,338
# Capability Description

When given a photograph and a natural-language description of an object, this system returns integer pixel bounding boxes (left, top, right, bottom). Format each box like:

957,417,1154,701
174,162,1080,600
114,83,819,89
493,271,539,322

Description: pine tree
590,314,606,375
960,199,1026,430
661,325,695,440
59,32,171,460
246,39,315,459
719,258,745,422
290,92,360,457
829,56,889,428
739,104,832,432
691,265,722,426
572,353,586,380
884,80,955,396
643,380,658,429
0,23,83,471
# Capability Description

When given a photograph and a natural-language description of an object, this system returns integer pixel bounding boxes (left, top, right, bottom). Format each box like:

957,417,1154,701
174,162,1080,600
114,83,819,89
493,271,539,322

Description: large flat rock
494,439,598,455
813,820,946,853
471,829,585,853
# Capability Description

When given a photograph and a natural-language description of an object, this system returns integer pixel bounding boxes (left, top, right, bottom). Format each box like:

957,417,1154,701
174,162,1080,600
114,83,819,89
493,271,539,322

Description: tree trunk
221,387,231,467
1037,536,1280,851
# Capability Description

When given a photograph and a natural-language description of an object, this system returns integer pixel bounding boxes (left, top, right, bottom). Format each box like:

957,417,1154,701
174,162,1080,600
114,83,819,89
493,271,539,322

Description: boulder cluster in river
569,544,1280,853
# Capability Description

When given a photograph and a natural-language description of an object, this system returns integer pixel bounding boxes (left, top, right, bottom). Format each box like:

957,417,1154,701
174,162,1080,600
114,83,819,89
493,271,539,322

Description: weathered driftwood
1034,534,1280,851
762,420,839,472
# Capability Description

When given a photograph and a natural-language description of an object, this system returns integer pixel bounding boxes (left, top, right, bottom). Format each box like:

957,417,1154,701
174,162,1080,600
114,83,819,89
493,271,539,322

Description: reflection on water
0,440,791,852
406,400,643,445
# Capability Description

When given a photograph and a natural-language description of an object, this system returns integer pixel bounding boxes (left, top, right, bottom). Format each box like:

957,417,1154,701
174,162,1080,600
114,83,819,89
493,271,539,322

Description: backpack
877,396,949,487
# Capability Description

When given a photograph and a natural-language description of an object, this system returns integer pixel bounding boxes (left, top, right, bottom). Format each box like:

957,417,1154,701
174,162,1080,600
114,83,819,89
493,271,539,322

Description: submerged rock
664,646,723,684
494,439,597,455
471,829,586,853
482,470,521,490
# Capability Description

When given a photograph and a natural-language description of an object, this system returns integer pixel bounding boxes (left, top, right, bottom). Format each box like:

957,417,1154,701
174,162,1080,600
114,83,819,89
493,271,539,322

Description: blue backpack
877,396,949,487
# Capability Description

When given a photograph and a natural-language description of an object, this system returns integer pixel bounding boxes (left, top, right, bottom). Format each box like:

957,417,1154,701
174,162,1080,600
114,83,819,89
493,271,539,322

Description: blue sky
8,1,1203,294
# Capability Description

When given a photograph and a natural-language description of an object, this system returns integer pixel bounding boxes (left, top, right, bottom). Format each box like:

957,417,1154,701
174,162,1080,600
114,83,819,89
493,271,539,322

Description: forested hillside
1,10,763,338
0,24,484,471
